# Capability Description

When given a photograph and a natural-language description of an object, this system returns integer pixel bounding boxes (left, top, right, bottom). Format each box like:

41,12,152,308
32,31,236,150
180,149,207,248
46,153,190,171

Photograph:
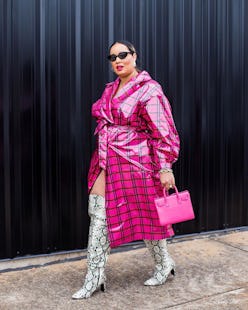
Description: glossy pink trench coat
88,71,180,248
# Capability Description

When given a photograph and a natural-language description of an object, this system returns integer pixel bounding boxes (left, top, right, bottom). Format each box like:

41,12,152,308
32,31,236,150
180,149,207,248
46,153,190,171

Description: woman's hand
159,172,175,191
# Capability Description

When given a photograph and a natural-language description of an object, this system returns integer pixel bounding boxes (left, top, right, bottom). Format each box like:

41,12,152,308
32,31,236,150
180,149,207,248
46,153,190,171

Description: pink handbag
154,186,195,226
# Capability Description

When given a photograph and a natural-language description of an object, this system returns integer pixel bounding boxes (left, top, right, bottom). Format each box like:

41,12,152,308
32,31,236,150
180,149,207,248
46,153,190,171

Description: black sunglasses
107,51,134,62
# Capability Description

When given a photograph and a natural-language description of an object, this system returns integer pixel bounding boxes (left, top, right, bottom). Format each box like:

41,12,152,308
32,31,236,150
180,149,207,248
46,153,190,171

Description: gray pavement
0,230,247,310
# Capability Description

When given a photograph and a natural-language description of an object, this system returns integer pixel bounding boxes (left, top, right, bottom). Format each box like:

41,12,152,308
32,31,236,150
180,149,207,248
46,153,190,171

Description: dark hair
109,40,136,54
108,40,142,72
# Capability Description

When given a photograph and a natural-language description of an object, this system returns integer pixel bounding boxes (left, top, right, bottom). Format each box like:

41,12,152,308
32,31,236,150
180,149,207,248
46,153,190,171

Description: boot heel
100,283,105,292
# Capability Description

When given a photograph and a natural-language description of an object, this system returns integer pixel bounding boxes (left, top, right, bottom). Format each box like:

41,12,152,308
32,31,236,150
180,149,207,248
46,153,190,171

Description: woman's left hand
160,172,175,191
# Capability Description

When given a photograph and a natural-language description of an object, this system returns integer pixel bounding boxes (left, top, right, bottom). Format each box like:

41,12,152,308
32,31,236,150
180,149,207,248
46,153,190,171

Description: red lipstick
116,65,124,71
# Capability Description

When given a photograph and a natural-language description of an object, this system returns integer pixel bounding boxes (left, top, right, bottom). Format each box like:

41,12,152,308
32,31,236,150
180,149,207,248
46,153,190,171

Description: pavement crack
161,285,248,309
211,238,248,253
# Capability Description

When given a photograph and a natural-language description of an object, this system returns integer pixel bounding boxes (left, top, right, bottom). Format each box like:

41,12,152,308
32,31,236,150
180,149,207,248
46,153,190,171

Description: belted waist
95,123,141,170
94,123,138,135
109,125,137,131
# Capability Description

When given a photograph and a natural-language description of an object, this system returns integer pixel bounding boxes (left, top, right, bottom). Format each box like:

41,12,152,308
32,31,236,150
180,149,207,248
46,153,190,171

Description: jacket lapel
111,71,152,104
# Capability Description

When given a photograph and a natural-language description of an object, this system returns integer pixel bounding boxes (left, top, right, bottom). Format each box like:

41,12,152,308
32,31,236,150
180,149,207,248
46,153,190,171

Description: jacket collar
111,71,152,103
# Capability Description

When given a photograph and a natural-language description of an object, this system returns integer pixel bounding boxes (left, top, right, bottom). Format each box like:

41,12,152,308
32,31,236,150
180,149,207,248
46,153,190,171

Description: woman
72,40,180,299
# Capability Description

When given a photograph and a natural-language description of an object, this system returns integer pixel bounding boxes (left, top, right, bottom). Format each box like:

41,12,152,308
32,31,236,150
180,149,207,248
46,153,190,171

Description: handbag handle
163,186,180,201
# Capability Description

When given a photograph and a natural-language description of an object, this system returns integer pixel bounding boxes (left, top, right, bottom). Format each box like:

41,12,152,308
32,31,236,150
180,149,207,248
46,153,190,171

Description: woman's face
109,43,137,78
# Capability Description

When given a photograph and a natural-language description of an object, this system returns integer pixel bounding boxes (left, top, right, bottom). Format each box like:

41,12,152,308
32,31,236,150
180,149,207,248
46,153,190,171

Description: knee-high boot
72,194,110,299
144,239,175,286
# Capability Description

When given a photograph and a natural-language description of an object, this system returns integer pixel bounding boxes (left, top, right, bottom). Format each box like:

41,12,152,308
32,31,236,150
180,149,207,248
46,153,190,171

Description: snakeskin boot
144,239,175,286
72,194,110,299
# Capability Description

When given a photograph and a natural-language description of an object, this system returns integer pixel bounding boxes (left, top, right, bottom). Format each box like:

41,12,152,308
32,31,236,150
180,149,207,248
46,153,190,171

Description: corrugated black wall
0,0,247,259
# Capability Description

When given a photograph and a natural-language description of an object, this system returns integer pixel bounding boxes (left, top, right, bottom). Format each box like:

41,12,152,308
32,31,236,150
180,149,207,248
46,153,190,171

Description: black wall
0,0,247,259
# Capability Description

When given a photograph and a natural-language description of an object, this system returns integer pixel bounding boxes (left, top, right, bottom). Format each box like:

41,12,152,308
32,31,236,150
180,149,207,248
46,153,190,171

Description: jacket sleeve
140,94,180,170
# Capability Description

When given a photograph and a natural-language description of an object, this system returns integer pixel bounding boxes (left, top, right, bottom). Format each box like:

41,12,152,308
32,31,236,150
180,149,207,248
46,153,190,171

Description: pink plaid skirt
88,145,175,248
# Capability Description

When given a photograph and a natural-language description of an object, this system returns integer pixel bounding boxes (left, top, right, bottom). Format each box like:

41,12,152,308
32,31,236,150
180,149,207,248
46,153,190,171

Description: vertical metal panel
0,0,247,259
1,0,12,258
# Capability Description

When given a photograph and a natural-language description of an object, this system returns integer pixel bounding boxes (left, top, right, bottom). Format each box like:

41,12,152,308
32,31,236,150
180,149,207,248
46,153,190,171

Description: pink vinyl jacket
88,71,180,248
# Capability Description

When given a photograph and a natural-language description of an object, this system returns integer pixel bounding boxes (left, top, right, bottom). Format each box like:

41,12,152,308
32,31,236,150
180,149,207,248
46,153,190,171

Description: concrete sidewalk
0,230,247,310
